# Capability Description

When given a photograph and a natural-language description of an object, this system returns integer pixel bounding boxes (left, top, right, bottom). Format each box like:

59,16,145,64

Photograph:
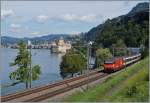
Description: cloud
1,9,14,19
9,24,31,35
35,15,49,23
9,23,22,33
9,28,22,33
123,0,131,6
62,14,77,21
79,14,97,22
70,31,81,35
30,32,40,35
60,14,99,23
33,14,102,24
10,23,21,28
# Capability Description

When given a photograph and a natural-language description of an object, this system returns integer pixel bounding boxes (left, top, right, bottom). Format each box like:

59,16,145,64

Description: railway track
24,58,140,102
1,70,102,102
24,73,108,102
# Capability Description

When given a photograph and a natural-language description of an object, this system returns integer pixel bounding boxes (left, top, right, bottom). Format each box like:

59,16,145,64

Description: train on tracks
103,53,141,72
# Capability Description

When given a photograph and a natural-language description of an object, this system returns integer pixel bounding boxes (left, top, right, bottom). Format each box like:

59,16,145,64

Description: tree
60,51,86,78
111,39,127,56
9,40,41,89
95,48,112,68
140,44,149,59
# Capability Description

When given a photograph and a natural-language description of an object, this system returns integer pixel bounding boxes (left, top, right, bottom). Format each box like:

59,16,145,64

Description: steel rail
1,70,99,102
24,73,108,102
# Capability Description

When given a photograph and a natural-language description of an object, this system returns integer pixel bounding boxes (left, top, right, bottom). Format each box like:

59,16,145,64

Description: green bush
125,85,137,97
95,48,112,68
60,51,86,78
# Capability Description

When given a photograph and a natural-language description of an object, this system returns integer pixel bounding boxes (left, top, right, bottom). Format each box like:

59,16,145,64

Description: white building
51,37,71,53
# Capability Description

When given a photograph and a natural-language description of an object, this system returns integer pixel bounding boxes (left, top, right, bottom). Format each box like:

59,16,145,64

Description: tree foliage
60,50,86,78
94,19,148,48
9,40,41,88
111,39,127,56
140,44,149,59
95,48,112,68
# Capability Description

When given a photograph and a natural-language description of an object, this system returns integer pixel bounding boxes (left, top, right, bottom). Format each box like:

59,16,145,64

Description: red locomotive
103,54,141,72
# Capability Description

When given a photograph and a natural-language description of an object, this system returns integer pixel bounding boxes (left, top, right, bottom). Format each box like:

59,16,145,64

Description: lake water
1,48,64,96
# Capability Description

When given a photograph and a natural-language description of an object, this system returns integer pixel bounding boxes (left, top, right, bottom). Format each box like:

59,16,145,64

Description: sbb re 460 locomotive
103,54,141,72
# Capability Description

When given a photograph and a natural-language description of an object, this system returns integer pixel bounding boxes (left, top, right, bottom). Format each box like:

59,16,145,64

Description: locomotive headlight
123,63,125,65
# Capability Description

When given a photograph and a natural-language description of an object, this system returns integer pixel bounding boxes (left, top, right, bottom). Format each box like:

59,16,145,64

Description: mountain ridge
85,2,149,48
1,34,70,45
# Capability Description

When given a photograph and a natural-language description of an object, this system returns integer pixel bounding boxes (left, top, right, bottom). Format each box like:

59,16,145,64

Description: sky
1,0,148,38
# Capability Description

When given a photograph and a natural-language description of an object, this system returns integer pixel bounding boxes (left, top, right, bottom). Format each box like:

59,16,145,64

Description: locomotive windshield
104,58,115,64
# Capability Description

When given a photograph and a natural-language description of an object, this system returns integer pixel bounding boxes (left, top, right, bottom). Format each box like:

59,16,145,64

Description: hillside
85,2,149,48
1,34,70,45
63,57,149,102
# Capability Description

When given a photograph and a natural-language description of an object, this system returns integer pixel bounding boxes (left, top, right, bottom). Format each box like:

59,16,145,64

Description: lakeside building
51,37,71,53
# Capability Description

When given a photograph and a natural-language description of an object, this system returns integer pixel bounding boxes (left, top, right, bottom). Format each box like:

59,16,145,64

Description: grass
107,62,149,102
63,57,149,102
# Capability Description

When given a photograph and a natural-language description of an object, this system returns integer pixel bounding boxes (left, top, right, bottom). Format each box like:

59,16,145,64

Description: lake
1,48,64,96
